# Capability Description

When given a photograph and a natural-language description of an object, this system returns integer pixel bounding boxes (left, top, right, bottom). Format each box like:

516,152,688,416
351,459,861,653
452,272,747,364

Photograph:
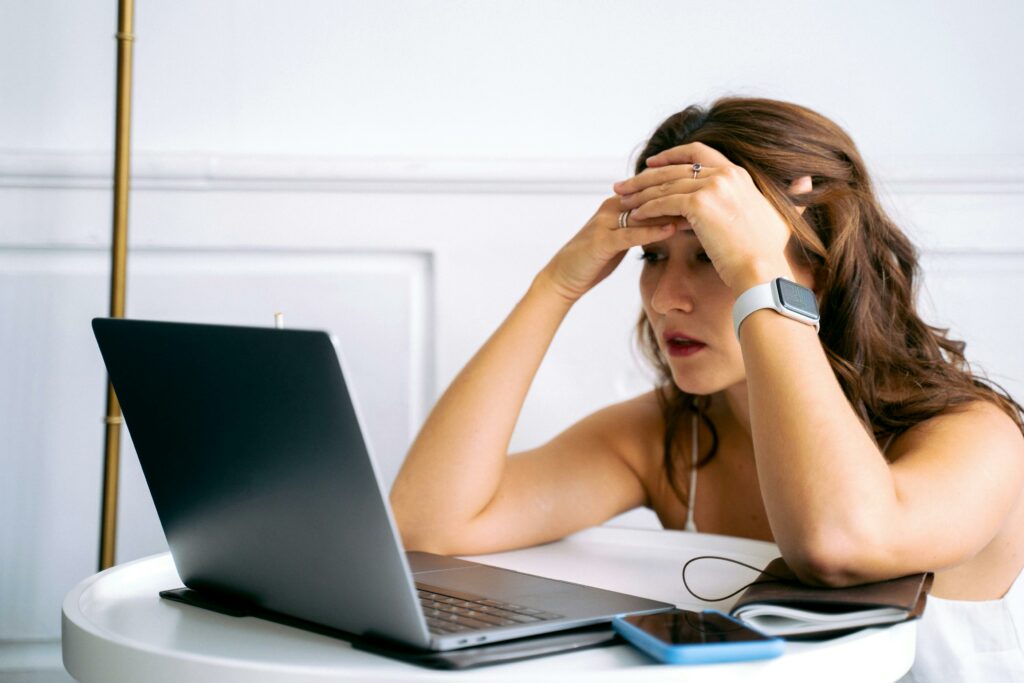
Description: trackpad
406,551,479,573
420,565,574,603
414,563,661,619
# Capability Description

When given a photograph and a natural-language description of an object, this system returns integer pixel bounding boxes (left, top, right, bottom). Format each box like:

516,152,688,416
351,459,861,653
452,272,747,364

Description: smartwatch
733,278,820,339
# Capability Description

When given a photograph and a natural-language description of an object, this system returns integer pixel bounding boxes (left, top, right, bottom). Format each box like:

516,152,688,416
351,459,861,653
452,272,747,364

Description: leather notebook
729,557,934,640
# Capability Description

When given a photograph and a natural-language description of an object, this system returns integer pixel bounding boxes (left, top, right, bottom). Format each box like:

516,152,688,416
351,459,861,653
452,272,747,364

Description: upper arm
445,392,662,556
878,400,1024,574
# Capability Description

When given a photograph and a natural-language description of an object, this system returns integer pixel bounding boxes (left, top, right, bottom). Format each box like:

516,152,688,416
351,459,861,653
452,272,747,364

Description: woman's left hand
614,142,799,293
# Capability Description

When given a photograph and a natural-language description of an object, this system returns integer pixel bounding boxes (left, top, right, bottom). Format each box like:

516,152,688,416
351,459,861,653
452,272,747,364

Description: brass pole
99,0,135,571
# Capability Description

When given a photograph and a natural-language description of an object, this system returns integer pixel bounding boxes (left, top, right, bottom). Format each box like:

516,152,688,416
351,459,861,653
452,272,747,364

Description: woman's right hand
394,200,672,555
540,196,678,303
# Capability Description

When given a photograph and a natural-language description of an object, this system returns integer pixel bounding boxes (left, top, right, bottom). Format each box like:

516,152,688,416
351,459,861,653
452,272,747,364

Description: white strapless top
683,415,1024,680
897,567,1024,682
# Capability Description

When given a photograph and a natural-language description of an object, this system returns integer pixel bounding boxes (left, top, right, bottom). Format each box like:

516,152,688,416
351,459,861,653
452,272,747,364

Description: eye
695,250,712,264
639,250,665,264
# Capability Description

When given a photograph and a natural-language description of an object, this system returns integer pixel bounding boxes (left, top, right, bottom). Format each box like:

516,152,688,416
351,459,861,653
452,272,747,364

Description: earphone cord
681,555,797,602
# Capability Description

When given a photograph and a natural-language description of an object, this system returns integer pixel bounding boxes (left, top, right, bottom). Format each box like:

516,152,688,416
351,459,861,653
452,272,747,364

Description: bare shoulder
887,399,1024,519
884,400,1024,596
888,399,1024,462
558,388,665,475
590,388,665,422
584,388,665,437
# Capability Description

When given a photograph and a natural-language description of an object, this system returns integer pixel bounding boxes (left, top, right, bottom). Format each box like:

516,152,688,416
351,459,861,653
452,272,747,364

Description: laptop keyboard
416,587,564,635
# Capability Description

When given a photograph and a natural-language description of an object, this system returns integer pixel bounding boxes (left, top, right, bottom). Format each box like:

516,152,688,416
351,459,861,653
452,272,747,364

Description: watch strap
733,279,821,339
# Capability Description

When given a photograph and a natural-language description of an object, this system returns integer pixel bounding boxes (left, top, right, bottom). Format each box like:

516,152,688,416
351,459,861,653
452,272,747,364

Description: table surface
62,525,916,682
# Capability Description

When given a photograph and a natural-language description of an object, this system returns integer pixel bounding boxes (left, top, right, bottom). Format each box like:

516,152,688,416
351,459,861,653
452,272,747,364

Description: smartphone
612,609,784,665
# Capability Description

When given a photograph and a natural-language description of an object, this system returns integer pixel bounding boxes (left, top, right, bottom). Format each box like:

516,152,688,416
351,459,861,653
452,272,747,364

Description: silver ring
617,210,631,230
691,162,702,179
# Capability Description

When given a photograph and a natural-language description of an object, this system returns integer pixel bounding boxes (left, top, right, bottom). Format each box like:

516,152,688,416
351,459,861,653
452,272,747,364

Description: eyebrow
644,230,701,250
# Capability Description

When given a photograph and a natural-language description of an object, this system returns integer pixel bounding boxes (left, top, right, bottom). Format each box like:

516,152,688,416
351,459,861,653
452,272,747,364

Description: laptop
92,318,672,651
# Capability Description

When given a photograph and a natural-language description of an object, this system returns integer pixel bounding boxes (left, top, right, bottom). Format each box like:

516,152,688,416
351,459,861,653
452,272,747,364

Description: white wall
2,1,1023,680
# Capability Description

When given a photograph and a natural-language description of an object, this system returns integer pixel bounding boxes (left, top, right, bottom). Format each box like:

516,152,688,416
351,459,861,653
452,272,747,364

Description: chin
669,364,743,397
670,374,726,396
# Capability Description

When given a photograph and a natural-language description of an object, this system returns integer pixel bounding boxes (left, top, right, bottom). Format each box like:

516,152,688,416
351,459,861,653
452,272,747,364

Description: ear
789,175,813,215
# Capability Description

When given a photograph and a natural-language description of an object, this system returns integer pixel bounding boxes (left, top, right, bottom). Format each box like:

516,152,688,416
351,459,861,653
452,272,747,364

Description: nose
649,269,695,315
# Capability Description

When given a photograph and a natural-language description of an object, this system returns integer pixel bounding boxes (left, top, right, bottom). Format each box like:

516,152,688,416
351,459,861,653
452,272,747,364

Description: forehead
647,228,700,248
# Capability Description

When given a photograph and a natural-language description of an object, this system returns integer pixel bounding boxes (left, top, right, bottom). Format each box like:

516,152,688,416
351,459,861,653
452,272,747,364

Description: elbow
787,549,856,588
399,532,451,556
390,494,461,555
784,524,878,588
398,517,460,555
393,518,453,555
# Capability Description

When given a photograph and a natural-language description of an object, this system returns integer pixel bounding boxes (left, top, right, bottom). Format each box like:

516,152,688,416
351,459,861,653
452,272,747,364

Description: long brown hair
633,96,1024,508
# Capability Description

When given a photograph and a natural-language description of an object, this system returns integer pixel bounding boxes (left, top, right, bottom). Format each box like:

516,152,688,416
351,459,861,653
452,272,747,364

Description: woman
390,97,1024,679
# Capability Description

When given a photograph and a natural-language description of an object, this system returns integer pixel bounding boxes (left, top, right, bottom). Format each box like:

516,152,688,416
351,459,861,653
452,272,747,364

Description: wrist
732,276,821,339
731,259,795,295
529,268,579,311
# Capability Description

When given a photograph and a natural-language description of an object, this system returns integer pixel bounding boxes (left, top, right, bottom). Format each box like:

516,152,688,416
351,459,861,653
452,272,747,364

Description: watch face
775,279,819,319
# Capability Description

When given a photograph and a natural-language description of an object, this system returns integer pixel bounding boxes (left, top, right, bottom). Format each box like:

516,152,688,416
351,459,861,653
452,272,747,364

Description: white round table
62,526,916,681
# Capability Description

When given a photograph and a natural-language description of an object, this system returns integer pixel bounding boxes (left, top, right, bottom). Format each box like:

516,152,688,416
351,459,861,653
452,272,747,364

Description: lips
662,331,705,345
662,331,707,358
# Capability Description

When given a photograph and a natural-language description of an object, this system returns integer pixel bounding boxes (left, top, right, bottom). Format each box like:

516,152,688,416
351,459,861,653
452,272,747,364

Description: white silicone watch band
732,280,821,339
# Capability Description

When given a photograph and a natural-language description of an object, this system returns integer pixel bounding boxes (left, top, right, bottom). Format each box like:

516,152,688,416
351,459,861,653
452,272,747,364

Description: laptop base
160,587,621,669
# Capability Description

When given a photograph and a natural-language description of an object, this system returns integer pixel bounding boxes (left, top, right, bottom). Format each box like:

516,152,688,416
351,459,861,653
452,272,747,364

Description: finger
608,208,673,231
628,194,695,223
613,164,717,196
619,176,705,210
644,141,734,169
609,222,677,247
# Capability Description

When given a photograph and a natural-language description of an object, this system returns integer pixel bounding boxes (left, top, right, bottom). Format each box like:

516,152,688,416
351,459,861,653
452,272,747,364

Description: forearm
390,270,574,548
740,308,899,583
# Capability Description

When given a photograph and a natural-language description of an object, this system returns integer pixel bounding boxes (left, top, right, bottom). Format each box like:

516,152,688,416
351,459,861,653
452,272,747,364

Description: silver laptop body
92,318,672,651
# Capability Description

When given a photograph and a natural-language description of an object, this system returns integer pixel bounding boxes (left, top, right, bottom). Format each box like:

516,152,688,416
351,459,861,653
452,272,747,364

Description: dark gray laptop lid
92,318,430,647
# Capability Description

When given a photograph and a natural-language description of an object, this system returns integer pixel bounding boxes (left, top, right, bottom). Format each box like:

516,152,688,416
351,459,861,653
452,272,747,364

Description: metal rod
99,0,135,571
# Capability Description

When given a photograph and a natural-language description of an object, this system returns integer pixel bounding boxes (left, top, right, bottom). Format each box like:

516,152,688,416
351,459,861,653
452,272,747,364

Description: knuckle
726,165,749,181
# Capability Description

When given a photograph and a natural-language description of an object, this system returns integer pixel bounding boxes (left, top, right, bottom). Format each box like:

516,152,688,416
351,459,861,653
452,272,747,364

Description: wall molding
2,151,1023,195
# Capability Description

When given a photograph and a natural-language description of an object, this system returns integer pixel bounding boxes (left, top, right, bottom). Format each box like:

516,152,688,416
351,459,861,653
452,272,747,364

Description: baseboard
0,641,73,683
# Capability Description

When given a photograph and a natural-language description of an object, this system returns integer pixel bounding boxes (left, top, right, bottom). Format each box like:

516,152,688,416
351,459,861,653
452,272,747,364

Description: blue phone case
612,609,785,665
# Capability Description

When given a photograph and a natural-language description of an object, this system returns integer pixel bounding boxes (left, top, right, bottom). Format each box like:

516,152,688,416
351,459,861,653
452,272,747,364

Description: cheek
717,292,739,329
638,271,657,311
701,281,738,329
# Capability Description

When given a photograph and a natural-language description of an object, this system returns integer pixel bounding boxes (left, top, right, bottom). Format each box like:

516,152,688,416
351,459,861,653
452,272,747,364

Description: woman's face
639,229,814,395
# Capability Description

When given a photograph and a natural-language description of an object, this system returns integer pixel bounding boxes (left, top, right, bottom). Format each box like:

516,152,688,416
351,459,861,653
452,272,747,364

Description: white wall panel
0,246,430,640
113,249,432,565
0,250,108,640
918,252,1024,402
